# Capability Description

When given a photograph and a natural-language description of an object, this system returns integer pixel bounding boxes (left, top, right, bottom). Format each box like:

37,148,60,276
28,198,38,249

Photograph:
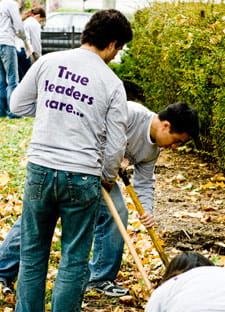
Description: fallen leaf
0,173,10,186
119,295,134,305
113,306,124,312
200,206,215,211
211,173,225,182
201,182,216,189
173,173,186,182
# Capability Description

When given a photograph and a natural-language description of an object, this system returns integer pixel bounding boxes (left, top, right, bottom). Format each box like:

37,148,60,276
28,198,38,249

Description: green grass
0,117,33,200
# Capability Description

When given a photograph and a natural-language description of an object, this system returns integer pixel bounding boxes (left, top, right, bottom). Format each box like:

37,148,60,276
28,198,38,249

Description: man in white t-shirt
0,0,26,118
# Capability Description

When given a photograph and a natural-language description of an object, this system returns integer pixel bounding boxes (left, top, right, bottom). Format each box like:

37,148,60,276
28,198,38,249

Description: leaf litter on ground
0,118,225,311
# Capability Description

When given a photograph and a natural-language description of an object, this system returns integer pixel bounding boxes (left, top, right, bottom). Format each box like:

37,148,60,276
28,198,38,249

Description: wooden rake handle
118,169,169,267
102,187,152,291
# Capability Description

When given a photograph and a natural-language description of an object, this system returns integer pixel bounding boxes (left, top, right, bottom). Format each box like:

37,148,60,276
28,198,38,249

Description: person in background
145,252,225,312
10,9,132,312
0,0,27,118
0,101,199,298
16,6,46,80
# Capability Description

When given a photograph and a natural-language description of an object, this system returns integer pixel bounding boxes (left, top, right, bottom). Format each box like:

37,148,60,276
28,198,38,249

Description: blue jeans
17,48,32,81
0,45,19,118
0,218,20,285
15,162,101,312
89,182,128,281
0,183,127,286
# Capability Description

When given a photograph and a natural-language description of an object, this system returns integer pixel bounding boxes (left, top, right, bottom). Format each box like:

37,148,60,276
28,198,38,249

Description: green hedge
112,2,225,170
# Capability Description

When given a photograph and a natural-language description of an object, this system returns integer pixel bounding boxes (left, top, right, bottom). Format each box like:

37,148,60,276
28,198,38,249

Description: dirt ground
82,147,225,311
154,148,225,256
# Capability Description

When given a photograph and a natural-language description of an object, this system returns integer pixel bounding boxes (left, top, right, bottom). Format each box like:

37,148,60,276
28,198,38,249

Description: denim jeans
17,48,32,81
15,162,101,312
0,182,128,287
89,182,128,281
0,218,20,285
0,45,19,117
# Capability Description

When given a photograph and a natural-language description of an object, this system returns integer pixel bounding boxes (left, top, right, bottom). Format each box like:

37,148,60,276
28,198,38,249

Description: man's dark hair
81,9,133,50
158,101,199,143
161,252,214,284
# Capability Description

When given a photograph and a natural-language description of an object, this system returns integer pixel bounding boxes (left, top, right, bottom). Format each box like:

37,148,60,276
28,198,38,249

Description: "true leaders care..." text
44,65,95,117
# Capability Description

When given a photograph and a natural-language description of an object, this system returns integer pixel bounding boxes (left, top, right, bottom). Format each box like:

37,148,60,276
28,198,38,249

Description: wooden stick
102,187,152,291
119,169,169,267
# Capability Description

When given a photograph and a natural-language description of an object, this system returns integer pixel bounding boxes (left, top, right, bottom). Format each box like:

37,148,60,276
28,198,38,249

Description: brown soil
82,147,225,311
154,148,225,256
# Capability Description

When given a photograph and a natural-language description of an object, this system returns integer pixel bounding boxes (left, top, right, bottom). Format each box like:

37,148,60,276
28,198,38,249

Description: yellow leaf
19,139,28,149
142,258,150,265
201,181,215,189
211,173,225,182
45,302,51,311
12,203,22,214
217,215,225,222
127,202,136,211
131,220,142,229
215,255,225,266
200,206,215,211
130,283,143,295
216,182,225,188
187,32,193,41
0,173,10,186
46,281,53,290
19,158,28,168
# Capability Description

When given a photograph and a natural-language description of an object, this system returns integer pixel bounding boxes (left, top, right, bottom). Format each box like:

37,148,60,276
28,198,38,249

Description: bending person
145,252,225,312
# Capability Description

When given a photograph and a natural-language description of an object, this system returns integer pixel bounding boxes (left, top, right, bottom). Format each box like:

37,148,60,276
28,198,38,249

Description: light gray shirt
125,101,160,213
24,16,42,57
10,48,128,181
0,0,26,46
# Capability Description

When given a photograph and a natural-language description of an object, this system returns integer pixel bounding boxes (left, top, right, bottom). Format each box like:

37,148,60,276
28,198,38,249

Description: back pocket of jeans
26,166,47,200
66,174,100,207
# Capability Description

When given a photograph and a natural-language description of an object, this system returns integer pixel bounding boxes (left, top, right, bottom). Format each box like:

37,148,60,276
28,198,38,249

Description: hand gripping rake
118,169,169,267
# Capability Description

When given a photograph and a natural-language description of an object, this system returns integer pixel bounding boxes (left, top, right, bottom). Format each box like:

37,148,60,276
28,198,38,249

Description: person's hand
139,211,154,228
30,52,39,63
101,180,115,193
120,158,129,172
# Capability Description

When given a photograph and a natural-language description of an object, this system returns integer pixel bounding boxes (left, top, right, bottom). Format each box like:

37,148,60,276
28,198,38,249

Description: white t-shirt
145,266,225,312
0,0,26,46
24,16,42,57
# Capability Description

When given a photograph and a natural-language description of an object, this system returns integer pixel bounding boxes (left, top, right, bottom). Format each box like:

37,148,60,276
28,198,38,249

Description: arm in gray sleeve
10,59,39,117
102,85,128,181
133,157,159,214
9,1,26,41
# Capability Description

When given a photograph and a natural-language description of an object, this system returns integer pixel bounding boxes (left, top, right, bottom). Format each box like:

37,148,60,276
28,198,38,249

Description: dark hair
23,7,46,19
162,252,214,283
31,7,46,18
81,9,133,50
158,102,199,144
